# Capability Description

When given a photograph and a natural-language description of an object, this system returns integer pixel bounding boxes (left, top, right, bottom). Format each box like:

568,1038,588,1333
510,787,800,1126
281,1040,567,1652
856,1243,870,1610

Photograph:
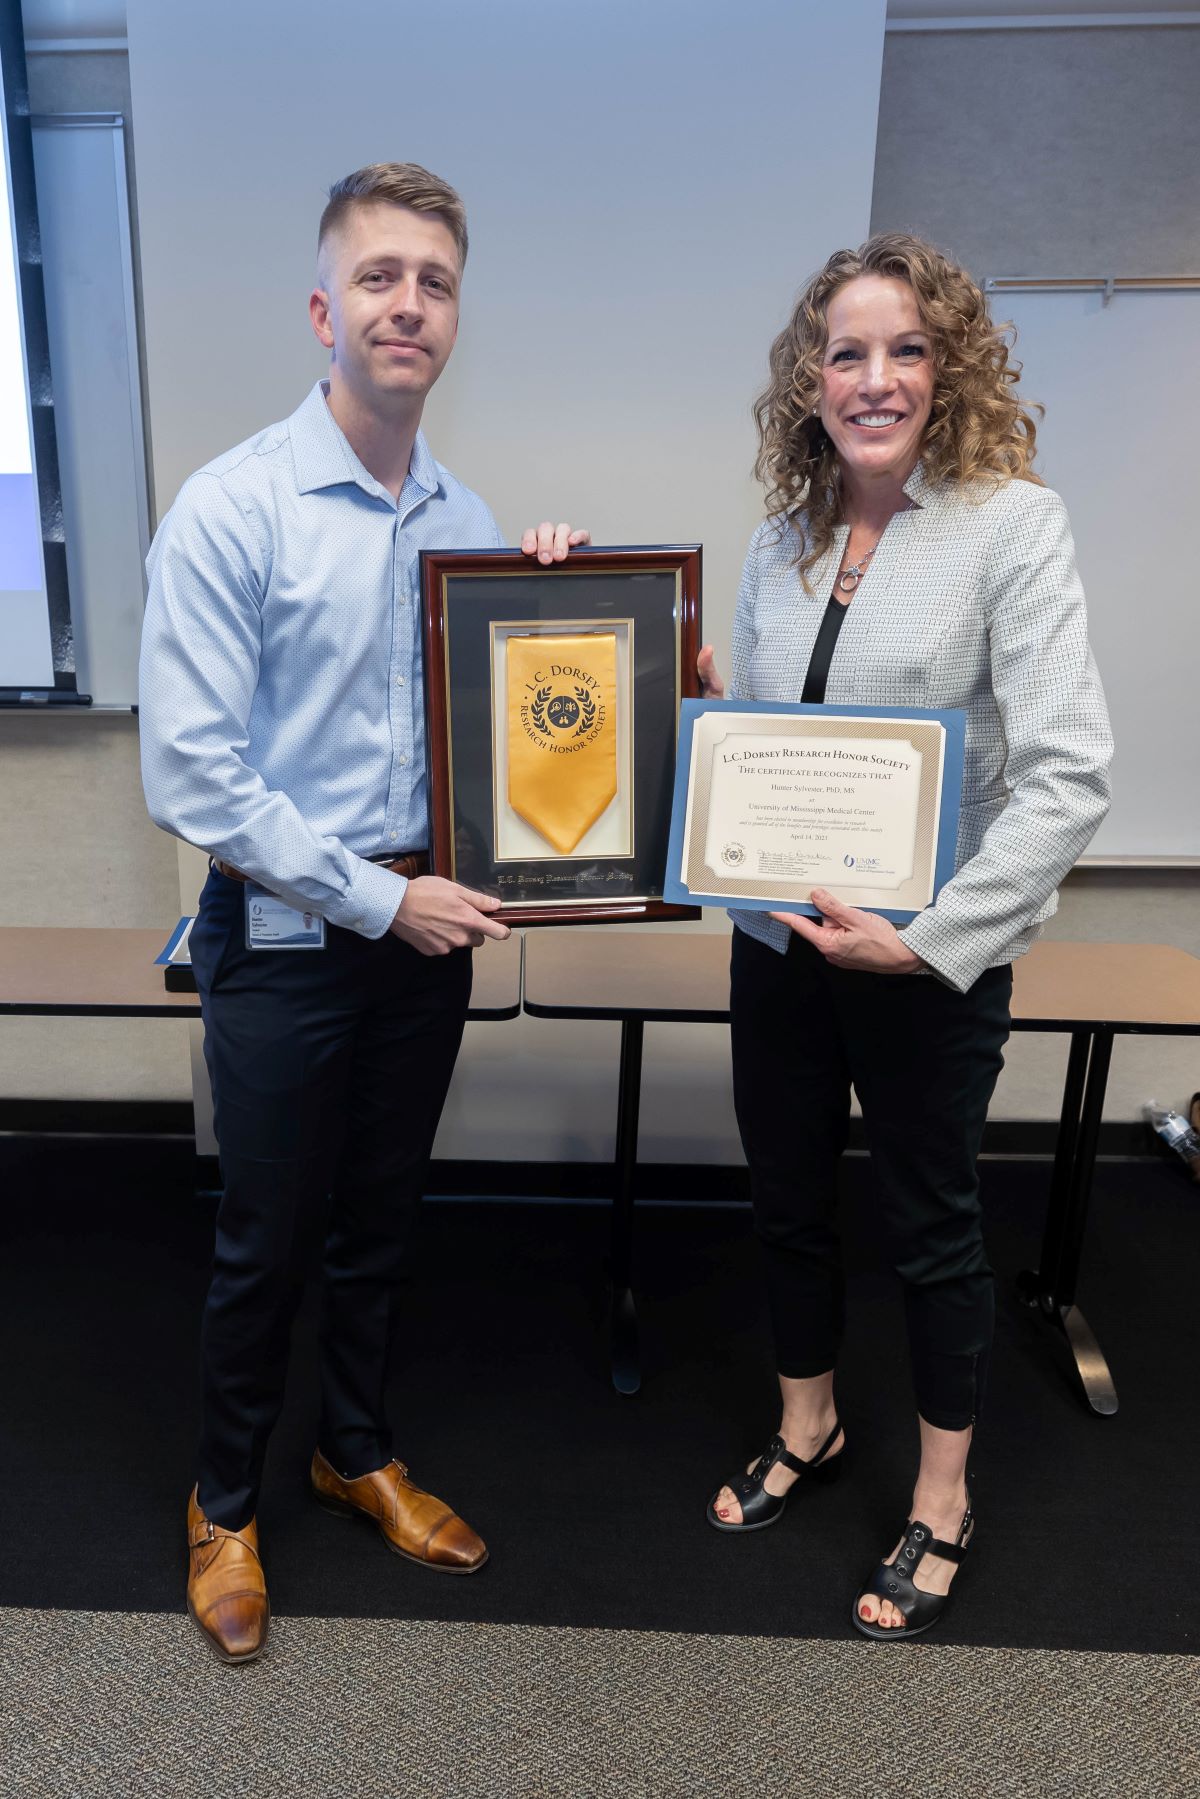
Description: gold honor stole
506,633,618,854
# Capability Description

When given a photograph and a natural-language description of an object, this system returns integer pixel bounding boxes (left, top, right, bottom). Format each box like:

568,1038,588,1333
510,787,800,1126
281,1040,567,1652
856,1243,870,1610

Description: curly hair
754,233,1041,589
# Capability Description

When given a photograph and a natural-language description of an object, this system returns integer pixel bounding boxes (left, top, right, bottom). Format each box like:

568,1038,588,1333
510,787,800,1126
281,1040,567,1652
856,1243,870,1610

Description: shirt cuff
897,910,971,993
322,857,408,939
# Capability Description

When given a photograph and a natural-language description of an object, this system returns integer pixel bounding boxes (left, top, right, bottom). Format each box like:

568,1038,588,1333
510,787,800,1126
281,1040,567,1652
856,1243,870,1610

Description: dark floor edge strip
0,1100,1158,1162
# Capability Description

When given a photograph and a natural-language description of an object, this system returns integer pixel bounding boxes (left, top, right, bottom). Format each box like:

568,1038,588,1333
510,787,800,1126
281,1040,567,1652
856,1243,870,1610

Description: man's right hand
389,876,510,956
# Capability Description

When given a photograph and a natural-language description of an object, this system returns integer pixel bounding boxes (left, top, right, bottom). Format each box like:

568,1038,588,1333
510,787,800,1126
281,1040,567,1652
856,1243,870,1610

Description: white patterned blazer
728,461,1113,993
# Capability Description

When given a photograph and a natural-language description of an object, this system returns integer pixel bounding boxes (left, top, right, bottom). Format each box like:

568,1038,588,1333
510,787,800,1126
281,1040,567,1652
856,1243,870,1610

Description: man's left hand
770,887,925,975
520,522,591,564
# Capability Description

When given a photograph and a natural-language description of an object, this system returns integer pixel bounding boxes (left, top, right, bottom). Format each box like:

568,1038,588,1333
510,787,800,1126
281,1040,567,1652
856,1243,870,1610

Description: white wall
123,0,888,1161
126,0,885,636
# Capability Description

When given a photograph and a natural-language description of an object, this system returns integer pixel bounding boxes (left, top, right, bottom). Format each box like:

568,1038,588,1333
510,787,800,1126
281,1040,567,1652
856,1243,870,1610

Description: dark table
525,931,1200,1414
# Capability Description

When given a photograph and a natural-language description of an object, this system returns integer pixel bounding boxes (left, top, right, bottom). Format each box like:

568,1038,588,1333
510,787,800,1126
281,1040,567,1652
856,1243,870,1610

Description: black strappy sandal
706,1419,844,1533
852,1497,975,1640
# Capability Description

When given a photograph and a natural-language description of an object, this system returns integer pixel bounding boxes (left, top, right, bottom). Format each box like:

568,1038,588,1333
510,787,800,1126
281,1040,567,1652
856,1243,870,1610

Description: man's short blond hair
318,163,468,270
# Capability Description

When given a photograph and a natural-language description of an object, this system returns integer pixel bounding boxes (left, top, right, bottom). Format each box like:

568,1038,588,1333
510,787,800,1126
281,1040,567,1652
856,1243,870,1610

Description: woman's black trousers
730,927,1012,1432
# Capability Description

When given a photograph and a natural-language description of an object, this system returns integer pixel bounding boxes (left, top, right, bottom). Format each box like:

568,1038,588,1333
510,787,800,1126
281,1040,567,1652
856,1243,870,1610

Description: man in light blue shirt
140,162,588,1665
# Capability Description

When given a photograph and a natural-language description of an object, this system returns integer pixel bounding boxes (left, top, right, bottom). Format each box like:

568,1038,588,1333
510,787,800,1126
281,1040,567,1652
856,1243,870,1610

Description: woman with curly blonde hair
698,234,1112,1640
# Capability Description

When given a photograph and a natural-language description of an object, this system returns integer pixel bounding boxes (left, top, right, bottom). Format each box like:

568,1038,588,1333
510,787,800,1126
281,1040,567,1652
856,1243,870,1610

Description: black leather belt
366,851,431,879
214,851,430,883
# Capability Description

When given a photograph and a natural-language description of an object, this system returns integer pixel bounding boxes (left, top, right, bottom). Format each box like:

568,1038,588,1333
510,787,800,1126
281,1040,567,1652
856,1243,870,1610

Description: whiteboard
31,114,149,708
996,288,1199,861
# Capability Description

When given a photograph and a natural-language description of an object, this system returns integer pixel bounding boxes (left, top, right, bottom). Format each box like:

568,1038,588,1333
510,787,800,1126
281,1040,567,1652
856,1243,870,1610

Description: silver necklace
837,541,880,593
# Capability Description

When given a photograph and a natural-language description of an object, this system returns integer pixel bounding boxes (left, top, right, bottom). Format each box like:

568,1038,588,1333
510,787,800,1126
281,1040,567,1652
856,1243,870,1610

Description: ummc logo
843,855,856,868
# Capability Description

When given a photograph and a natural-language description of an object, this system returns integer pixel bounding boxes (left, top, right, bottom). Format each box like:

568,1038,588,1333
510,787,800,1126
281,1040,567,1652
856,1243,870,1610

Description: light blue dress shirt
139,381,504,938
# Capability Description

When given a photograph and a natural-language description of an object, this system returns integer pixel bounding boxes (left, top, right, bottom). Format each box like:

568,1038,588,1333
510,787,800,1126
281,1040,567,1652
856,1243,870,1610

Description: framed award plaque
420,545,702,925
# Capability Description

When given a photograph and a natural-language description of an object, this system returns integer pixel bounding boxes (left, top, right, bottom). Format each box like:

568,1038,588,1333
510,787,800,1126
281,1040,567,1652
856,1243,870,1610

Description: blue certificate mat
154,916,194,965
664,699,966,924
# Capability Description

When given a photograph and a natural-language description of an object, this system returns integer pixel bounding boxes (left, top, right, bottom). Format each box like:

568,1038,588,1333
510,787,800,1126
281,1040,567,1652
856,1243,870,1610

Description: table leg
1058,1304,1118,1417
610,1017,644,1395
1018,1028,1118,1417
1054,1028,1118,1409
1018,1029,1090,1305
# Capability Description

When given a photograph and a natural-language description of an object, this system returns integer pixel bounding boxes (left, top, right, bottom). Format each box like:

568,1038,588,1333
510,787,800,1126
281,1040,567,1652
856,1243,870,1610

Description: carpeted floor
1,1140,1196,1656
2,1608,1195,1798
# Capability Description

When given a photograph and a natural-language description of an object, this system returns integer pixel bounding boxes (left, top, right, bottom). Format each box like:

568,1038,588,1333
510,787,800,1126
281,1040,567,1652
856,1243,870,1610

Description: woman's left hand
697,643,725,698
770,887,925,974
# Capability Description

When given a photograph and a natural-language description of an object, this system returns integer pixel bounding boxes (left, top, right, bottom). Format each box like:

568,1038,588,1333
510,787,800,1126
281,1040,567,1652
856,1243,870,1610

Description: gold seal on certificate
666,703,965,919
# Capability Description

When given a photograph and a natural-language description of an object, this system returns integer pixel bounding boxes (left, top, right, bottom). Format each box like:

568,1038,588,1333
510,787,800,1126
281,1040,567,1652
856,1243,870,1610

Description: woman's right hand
697,644,725,699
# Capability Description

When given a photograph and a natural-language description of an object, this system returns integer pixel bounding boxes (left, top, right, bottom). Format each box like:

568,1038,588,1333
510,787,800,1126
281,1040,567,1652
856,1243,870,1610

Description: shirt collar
405,425,439,498
901,459,935,507
290,379,441,502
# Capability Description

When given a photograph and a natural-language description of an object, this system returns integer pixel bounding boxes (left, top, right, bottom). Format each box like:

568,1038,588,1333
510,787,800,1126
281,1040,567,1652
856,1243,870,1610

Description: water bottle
1143,1101,1200,1182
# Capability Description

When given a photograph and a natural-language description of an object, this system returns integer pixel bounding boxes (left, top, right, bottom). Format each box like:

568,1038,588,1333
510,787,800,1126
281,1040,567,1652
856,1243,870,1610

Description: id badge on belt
244,884,326,950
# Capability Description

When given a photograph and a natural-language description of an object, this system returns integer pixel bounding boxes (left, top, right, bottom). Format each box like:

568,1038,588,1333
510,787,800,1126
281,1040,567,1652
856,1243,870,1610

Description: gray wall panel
871,27,1200,278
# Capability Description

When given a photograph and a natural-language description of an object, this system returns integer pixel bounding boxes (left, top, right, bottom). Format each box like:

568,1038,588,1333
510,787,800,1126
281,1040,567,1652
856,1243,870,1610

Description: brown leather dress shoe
186,1487,270,1664
310,1448,488,1574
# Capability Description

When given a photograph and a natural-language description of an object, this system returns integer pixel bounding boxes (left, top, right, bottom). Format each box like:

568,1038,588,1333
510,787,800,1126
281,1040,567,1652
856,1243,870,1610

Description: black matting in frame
442,568,682,907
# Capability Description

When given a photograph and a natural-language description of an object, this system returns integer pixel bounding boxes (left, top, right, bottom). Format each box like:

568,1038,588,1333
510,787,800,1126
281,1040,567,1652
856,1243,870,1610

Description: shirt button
399,755,408,766
396,676,406,687
390,832,398,841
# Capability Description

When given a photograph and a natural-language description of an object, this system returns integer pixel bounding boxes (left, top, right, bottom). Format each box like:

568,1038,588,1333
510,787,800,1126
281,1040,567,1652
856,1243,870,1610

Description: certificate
420,546,702,925
664,700,966,922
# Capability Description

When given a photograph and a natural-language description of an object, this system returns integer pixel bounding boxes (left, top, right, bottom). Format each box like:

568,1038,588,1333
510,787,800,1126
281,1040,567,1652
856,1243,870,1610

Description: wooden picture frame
420,545,702,926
